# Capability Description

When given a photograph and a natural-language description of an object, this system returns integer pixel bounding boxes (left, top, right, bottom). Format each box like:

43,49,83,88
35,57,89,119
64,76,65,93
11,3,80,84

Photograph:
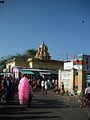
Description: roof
27,58,64,64
20,70,35,75
6,57,27,64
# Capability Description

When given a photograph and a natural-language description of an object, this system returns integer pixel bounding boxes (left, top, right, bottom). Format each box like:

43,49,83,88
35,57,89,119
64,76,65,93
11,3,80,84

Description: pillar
70,69,75,93
58,69,61,88
78,69,86,93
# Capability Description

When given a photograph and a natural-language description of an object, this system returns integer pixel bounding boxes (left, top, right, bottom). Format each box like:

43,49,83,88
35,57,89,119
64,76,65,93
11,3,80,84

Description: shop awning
39,72,51,75
39,71,58,75
20,70,35,75
49,71,58,74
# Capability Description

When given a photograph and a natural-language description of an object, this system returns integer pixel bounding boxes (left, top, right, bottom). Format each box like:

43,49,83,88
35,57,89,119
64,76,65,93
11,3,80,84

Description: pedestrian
47,79,50,89
18,74,29,105
52,79,55,89
80,83,90,120
41,79,45,94
27,81,33,108
5,85,11,104
0,80,5,104
45,79,48,94
0,78,8,104
60,82,65,95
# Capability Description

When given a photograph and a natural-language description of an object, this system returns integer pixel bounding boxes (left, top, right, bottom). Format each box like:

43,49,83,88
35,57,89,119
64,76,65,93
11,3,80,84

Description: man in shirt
41,80,45,94
80,83,90,120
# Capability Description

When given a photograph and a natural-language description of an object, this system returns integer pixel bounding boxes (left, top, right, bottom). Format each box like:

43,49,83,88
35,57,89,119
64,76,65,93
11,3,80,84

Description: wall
78,70,86,93
15,61,29,67
6,61,15,72
6,60,29,72
32,60,63,70
58,69,74,92
58,69,86,94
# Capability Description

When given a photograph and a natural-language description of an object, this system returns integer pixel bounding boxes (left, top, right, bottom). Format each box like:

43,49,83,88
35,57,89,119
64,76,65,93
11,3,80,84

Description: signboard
12,67,19,79
64,62,73,70
74,65,82,70
15,68,19,79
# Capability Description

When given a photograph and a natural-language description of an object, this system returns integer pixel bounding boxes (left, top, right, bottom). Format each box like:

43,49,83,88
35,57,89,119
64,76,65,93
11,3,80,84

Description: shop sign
64,62,73,70
13,67,19,79
74,65,82,70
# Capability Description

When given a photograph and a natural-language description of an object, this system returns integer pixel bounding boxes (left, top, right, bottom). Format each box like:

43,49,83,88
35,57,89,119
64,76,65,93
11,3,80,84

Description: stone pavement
0,89,88,120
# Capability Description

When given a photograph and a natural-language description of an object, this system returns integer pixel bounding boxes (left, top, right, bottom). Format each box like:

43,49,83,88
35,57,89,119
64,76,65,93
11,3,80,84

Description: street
0,88,88,120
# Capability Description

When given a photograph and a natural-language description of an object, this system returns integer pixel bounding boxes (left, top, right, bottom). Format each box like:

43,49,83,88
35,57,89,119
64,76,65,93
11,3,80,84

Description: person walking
45,79,48,94
18,74,29,105
27,81,33,108
0,80,5,104
80,83,90,120
41,80,45,94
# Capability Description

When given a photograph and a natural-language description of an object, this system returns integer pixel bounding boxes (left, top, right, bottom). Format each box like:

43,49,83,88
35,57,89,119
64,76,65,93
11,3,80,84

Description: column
70,69,75,93
58,69,61,88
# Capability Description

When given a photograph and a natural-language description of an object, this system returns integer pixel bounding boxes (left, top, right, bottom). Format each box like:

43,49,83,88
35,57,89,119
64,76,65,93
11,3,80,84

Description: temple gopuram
27,42,63,70
35,42,51,60
6,42,64,80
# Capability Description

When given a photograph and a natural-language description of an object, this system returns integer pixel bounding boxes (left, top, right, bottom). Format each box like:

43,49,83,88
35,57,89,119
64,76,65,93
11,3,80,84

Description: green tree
0,58,7,73
0,48,37,73
25,49,37,58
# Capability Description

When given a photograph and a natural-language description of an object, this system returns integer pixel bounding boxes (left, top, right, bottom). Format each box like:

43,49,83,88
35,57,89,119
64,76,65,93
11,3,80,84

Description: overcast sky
0,0,90,60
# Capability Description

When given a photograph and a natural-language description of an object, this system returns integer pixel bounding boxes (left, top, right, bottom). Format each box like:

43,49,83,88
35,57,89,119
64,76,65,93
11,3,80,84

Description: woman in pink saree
18,75,29,105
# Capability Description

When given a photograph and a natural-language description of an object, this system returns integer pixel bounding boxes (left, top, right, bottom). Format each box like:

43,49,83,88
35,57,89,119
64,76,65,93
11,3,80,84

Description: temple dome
35,42,51,60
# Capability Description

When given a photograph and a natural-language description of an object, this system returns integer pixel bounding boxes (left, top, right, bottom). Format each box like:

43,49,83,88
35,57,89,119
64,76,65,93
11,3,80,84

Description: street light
0,0,4,3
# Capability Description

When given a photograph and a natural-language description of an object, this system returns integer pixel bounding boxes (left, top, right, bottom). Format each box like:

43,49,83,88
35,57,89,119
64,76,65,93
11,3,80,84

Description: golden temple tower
35,42,51,60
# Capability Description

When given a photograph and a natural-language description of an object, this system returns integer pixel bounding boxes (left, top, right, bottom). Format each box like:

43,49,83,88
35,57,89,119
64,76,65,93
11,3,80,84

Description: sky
0,0,90,60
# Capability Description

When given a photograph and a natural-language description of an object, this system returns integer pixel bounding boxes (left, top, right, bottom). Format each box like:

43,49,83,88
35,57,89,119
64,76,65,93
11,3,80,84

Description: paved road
0,89,88,120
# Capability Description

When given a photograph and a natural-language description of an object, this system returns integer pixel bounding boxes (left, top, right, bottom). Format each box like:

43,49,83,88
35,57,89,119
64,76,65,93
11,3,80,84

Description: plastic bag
18,77,29,105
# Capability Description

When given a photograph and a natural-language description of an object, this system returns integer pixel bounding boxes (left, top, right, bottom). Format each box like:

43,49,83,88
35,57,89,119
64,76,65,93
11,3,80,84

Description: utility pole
66,53,69,61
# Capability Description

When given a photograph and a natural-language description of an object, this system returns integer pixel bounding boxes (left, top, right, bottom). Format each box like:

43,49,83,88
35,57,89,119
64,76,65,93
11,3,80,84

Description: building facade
6,58,29,73
58,54,90,94
5,43,90,93
6,42,63,79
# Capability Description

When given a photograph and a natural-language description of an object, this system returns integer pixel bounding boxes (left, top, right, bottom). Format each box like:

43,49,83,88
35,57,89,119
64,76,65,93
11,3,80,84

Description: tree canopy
0,48,37,73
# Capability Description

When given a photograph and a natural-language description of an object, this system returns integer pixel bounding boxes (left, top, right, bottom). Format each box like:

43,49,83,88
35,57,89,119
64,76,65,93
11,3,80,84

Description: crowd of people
40,78,58,94
0,75,19,104
0,73,90,119
0,74,34,107
0,74,57,105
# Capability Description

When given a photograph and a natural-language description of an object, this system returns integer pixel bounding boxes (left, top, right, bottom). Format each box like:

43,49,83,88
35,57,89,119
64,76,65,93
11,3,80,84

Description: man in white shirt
45,80,48,94
85,85,90,94
41,80,45,94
